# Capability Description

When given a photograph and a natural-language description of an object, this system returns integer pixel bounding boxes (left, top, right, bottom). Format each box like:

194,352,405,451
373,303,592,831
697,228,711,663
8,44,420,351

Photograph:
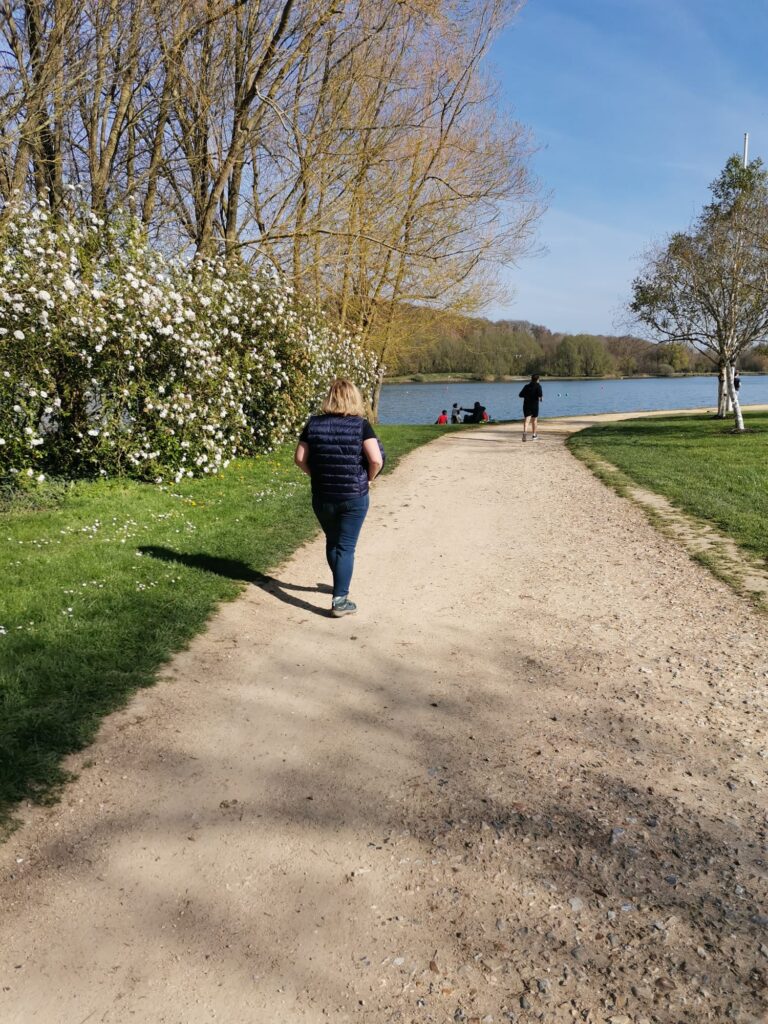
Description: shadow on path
140,545,331,617
8,624,767,1022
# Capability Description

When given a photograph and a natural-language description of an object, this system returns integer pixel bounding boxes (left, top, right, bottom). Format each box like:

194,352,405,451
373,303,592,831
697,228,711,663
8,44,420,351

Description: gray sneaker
331,597,357,617
531,433,540,440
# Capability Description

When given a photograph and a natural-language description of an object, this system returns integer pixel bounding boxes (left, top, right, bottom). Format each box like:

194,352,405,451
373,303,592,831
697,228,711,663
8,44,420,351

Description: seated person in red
435,410,449,424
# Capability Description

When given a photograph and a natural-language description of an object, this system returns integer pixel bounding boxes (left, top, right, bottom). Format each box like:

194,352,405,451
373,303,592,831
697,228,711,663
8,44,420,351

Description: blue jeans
312,494,369,599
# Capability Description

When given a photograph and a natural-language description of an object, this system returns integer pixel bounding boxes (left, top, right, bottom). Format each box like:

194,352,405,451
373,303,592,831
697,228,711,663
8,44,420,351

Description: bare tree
0,0,81,210
158,0,346,255
236,0,542,411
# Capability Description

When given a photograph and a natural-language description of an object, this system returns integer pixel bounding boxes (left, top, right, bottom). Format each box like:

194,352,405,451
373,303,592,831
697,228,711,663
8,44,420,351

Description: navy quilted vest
305,414,369,502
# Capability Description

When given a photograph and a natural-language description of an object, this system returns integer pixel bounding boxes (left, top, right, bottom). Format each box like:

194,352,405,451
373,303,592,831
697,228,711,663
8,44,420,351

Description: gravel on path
1,422,766,1024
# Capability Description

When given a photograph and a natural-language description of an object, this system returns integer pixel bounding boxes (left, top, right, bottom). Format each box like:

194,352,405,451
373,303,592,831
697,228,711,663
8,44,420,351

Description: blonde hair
321,379,366,417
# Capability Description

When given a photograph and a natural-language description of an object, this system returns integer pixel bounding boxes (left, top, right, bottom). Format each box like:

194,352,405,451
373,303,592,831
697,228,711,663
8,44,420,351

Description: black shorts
523,404,539,418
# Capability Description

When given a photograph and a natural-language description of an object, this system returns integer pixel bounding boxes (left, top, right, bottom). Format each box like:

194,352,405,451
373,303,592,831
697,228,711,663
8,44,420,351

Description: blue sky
486,0,768,334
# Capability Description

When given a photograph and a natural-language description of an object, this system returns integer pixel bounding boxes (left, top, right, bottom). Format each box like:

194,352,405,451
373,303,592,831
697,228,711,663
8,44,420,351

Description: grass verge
567,412,768,564
0,424,450,823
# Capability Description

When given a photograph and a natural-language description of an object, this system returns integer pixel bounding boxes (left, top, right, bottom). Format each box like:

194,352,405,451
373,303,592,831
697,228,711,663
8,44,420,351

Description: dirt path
2,422,767,1024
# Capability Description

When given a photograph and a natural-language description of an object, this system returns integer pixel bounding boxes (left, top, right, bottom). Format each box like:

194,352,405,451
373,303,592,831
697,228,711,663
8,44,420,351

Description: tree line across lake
390,312,768,380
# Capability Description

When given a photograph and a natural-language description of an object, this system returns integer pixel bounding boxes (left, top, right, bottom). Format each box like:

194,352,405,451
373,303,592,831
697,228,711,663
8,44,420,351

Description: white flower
13,330,25,341
87,428,100,436
37,289,51,302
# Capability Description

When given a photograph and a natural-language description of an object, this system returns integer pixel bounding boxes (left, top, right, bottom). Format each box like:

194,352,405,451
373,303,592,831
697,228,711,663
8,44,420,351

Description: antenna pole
743,132,750,167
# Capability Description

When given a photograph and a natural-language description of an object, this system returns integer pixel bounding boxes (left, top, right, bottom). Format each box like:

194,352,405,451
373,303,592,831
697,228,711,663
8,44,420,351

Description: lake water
378,375,768,424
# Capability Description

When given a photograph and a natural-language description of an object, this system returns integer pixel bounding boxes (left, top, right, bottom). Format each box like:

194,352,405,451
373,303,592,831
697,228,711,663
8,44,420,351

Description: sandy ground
1,420,767,1024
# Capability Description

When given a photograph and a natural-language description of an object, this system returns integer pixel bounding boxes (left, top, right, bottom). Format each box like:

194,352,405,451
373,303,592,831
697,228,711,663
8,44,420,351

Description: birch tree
631,156,768,431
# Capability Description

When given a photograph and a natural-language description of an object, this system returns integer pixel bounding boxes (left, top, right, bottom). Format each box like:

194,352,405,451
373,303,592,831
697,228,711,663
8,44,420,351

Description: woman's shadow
140,546,332,617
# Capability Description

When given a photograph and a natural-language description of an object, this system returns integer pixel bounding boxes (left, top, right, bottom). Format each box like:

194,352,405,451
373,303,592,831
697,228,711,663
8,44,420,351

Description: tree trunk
716,363,728,417
224,154,244,257
726,364,744,432
370,362,386,422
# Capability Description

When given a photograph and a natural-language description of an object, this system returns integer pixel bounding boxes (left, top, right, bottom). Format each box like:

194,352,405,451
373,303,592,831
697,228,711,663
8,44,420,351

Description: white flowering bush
0,198,378,484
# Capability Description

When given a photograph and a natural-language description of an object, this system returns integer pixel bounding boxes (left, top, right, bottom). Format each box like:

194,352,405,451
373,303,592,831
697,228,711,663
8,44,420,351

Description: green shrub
0,199,377,485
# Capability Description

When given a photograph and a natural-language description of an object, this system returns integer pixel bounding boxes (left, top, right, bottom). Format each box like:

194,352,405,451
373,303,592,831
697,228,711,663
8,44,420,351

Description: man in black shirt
519,374,543,441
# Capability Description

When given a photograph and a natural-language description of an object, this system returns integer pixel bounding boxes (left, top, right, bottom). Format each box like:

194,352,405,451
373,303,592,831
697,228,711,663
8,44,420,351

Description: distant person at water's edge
435,409,449,424
450,403,462,424
519,374,543,441
461,401,486,424
294,380,384,617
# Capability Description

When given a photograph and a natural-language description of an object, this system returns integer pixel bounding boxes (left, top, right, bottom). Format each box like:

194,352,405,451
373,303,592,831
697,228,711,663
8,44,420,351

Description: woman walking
294,379,384,617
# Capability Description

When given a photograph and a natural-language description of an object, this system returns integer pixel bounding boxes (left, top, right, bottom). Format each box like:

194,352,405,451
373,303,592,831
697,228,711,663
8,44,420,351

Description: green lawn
568,412,768,563
0,424,451,821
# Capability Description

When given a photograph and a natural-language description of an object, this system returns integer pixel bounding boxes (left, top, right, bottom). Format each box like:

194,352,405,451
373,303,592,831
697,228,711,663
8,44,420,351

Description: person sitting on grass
461,401,486,424
435,410,449,424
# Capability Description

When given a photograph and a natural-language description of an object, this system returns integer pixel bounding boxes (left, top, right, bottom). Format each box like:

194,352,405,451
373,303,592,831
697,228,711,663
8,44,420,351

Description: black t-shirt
299,417,377,443
519,382,543,403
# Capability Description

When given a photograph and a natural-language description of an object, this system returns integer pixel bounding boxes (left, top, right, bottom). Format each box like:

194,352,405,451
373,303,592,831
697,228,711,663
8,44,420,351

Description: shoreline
381,404,768,429
384,372,763,385
540,403,768,431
